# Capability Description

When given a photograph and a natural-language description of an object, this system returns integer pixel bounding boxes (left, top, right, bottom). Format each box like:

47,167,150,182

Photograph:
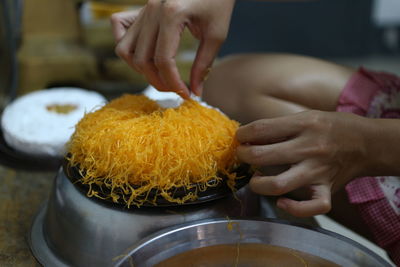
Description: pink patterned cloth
337,67,400,266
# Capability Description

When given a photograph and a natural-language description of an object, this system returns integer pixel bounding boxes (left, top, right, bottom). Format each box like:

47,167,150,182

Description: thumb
190,36,223,96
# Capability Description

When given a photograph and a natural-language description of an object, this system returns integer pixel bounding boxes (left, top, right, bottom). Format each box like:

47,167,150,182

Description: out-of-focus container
29,167,260,267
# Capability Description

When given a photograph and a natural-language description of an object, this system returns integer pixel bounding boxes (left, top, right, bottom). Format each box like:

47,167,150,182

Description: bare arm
363,118,400,176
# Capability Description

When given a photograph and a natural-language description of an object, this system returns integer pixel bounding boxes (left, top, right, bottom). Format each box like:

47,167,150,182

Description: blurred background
0,0,400,108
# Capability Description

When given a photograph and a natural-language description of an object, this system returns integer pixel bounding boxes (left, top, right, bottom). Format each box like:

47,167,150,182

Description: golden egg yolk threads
67,94,240,207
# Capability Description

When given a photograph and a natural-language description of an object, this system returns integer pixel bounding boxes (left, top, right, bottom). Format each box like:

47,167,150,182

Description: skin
111,0,236,98
203,54,400,220
111,3,400,234
110,0,306,97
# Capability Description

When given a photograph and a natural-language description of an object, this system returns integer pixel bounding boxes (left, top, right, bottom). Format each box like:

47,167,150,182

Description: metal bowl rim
115,217,392,267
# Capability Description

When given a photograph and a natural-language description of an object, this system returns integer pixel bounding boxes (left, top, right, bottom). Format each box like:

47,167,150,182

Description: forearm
363,118,400,176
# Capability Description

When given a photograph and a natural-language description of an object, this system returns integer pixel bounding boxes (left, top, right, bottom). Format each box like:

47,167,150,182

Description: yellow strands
68,94,240,206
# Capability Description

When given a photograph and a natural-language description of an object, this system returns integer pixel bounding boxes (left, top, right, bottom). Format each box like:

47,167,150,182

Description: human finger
248,163,312,196
237,140,302,166
132,9,169,91
154,14,190,98
114,11,145,73
236,116,304,145
276,184,332,217
110,10,141,43
190,36,224,96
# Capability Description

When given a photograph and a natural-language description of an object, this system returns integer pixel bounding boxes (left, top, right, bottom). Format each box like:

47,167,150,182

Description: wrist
362,117,400,176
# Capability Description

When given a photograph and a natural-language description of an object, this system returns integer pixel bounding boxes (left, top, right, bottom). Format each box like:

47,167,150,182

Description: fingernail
177,90,189,100
194,83,204,96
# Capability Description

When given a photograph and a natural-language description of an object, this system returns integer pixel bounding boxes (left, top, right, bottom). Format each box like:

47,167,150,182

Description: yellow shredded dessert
67,94,240,207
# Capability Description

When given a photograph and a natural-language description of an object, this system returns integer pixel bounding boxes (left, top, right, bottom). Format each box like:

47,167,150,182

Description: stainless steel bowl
114,218,392,267
29,168,260,267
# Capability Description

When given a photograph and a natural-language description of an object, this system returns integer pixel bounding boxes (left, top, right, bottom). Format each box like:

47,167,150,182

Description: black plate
0,127,62,171
63,158,253,208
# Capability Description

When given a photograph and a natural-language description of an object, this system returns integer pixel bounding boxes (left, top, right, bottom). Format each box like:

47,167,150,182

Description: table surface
0,163,56,266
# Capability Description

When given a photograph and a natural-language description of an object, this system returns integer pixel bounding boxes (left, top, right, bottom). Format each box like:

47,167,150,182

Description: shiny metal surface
115,219,392,267
29,204,68,267
29,168,260,267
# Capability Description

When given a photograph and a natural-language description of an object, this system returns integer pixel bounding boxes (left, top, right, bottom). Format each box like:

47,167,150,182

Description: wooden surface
0,164,56,266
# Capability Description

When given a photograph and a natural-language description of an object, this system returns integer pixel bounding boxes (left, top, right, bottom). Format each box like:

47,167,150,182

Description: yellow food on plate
67,94,240,206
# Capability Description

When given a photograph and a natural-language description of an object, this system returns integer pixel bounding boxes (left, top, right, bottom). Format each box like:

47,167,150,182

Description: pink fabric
351,182,400,248
337,68,382,115
337,67,400,266
346,177,385,204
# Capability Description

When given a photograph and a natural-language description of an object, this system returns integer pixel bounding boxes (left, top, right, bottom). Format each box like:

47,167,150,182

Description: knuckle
146,0,158,8
154,56,174,70
309,109,323,121
293,111,314,130
315,140,330,155
163,1,182,14
249,179,260,193
305,110,324,128
319,198,332,213
268,179,288,195
114,44,126,58
246,147,265,164
206,26,229,43
299,137,330,158
132,56,147,69
110,13,120,24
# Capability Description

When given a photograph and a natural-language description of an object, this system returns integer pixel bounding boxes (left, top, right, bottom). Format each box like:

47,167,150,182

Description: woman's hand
236,110,374,217
110,0,236,98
